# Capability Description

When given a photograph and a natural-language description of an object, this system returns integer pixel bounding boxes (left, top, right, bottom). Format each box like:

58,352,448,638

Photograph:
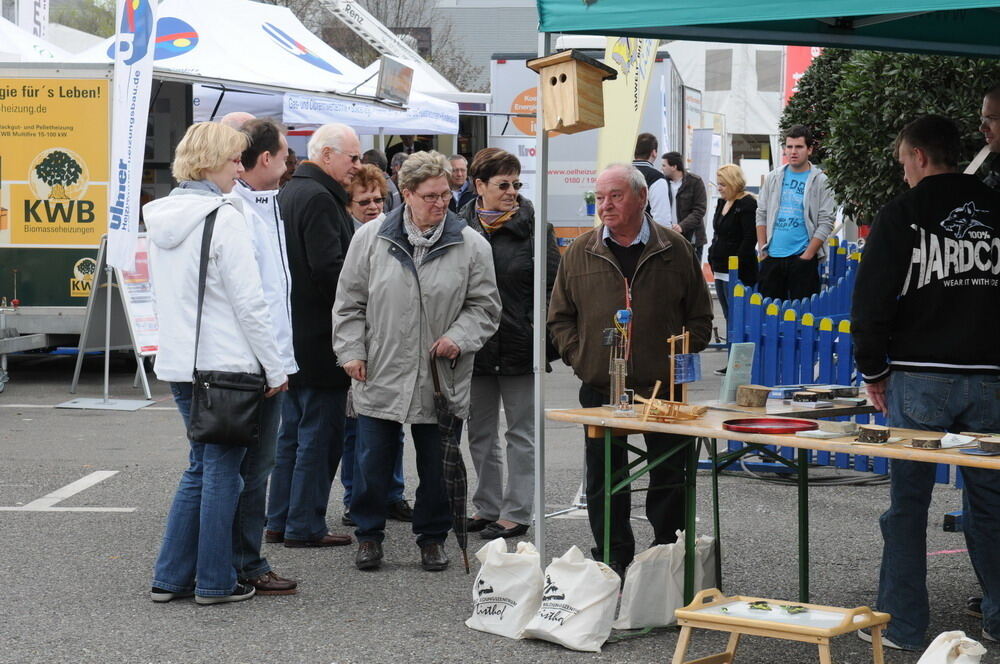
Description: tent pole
532,30,552,568
378,128,385,152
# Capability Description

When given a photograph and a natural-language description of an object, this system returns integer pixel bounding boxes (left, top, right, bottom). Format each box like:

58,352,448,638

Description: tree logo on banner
106,16,199,61
24,148,97,228
71,257,98,298
261,22,342,75
109,0,155,65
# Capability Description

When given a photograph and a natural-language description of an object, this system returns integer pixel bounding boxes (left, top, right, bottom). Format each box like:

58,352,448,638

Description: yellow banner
0,78,110,247
594,37,659,224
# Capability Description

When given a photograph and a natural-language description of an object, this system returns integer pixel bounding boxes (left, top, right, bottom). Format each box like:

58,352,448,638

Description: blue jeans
233,391,283,579
352,415,451,545
342,415,405,508
878,371,1000,648
152,382,246,597
266,386,346,540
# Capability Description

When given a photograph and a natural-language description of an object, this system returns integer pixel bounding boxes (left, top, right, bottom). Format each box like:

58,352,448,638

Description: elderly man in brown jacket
548,163,713,575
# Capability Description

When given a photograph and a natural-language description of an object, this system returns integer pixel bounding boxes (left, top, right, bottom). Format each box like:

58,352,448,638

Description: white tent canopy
78,0,458,134
0,16,71,61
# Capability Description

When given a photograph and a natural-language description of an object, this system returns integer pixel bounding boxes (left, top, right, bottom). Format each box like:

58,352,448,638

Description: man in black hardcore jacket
852,115,1000,652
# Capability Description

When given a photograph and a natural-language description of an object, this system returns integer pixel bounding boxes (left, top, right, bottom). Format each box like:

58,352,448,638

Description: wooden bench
672,589,891,664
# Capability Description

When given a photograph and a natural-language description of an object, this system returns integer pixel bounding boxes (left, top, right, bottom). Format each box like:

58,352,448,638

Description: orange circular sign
511,87,537,136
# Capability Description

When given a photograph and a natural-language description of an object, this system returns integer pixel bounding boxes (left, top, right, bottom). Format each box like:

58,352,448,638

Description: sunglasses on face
353,197,384,207
330,147,361,163
491,180,523,191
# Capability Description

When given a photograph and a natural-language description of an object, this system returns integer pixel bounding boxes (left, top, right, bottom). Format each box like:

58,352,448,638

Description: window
704,49,732,91
756,50,782,92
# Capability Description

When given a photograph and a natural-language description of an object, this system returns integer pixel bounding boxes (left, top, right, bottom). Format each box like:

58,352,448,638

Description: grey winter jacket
755,164,836,258
332,206,501,423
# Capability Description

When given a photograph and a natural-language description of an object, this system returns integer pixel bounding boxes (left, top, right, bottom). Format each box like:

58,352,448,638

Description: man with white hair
219,111,255,129
265,123,360,548
548,163,713,577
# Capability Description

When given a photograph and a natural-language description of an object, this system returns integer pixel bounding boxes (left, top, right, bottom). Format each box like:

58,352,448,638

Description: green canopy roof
537,1,1000,57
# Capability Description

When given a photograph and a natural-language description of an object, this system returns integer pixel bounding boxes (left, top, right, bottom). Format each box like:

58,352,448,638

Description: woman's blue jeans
151,382,246,597
878,371,1000,648
341,415,405,508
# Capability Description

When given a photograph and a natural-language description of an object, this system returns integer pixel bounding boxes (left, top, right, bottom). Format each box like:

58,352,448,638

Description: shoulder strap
192,207,221,373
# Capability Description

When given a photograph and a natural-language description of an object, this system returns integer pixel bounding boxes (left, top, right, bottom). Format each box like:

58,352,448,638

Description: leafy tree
823,52,1000,224
50,0,115,38
35,151,83,199
779,48,852,163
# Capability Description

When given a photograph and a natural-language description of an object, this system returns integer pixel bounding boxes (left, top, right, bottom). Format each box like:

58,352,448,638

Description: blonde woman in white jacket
143,122,287,606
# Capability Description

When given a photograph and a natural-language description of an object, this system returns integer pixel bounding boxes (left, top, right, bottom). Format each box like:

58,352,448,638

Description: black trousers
757,254,820,301
579,383,690,567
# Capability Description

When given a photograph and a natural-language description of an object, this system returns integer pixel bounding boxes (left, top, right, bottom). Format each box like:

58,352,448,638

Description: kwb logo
111,0,155,66
262,22,341,74
25,149,96,225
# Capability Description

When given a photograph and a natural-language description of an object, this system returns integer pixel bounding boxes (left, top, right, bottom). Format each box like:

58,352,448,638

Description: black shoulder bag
186,207,267,448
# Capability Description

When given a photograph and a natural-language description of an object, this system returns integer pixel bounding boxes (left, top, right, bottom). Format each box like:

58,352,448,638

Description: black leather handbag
186,207,266,448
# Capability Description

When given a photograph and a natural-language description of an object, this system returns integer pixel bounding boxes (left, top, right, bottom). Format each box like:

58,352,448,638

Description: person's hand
757,247,768,260
866,379,888,415
672,224,683,233
265,380,289,398
430,336,461,360
343,360,367,382
798,248,816,260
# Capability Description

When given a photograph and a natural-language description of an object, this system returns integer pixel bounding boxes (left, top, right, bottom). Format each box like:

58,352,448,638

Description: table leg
798,447,810,603
671,625,693,664
818,641,833,664
724,632,741,662
604,428,612,566
710,437,722,591
684,439,698,604
870,626,885,664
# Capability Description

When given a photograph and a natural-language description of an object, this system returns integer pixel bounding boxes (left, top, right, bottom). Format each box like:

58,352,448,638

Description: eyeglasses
490,180,523,191
330,147,361,163
353,197,384,207
415,192,452,204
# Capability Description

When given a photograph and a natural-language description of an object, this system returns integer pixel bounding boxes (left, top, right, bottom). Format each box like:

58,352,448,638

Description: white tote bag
465,538,543,639
613,531,717,630
916,631,987,664
522,545,621,652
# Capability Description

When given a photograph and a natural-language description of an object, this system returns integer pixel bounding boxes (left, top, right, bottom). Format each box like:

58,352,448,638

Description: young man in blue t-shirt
754,125,836,300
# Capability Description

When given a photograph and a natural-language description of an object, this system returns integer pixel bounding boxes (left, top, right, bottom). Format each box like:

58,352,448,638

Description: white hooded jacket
231,181,298,376
143,186,287,388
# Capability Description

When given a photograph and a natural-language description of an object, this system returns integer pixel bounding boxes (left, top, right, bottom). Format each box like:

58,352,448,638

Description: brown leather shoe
243,571,298,595
264,530,284,544
284,532,352,548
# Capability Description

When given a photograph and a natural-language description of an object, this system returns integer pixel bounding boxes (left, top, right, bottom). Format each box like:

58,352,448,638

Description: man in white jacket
229,118,300,595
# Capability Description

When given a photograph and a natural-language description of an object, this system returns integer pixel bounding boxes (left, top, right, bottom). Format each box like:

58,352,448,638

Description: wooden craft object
792,391,819,403
818,420,859,435
525,50,617,134
911,438,941,449
635,394,707,423
806,388,834,400
858,425,890,444
979,437,1000,453
672,588,890,664
736,385,771,408
642,380,663,422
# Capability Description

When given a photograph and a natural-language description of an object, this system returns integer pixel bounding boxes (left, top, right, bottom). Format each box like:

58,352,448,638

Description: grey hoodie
755,164,836,259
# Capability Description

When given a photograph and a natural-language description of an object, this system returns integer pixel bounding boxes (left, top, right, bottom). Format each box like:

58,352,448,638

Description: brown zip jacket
547,219,713,397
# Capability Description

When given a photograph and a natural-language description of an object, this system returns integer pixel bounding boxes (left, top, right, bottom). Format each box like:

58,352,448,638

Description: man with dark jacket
852,115,1000,652
631,133,673,227
662,151,708,262
548,163,713,575
265,123,359,548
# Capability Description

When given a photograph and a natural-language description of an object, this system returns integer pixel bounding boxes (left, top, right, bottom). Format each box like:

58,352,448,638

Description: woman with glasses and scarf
459,148,560,540
333,151,500,572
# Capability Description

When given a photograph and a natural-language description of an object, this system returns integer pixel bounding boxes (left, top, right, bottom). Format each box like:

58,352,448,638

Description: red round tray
722,417,818,434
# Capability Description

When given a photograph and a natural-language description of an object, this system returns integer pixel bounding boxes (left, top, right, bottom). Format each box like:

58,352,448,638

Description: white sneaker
983,629,998,643
857,628,918,651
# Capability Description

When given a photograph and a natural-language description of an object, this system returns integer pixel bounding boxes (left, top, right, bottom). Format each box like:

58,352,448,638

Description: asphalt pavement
0,337,987,664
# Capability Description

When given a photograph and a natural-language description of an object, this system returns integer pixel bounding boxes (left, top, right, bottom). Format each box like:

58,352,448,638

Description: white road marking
1,470,136,513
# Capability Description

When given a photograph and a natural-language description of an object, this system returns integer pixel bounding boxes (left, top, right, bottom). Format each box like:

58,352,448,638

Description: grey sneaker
195,583,256,605
983,629,998,643
856,628,918,651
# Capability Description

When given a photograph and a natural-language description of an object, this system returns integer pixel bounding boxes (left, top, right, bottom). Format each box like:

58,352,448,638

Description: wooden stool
671,589,891,664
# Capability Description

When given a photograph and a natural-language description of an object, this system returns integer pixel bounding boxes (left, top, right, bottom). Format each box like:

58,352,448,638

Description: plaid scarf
476,202,519,233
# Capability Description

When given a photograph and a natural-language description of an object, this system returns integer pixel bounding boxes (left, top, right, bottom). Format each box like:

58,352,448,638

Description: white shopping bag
916,631,987,664
612,530,717,630
522,545,621,652
465,538,543,639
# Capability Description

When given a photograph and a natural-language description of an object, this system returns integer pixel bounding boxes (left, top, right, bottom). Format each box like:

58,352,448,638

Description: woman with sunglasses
339,164,412,527
459,148,560,540
334,151,500,572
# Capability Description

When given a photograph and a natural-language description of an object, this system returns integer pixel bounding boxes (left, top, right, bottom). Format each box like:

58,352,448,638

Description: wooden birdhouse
526,50,617,135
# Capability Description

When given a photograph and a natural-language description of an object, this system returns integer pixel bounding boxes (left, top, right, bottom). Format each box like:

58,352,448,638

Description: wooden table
546,406,1000,604
704,399,877,420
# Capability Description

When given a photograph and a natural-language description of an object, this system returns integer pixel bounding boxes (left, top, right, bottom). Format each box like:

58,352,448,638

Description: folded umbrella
429,352,471,573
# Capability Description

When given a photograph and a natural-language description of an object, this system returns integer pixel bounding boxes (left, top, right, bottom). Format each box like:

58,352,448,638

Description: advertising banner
108,0,159,271
17,0,48,38
0,77,110,248
595,37,659,174
784,46,820,107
